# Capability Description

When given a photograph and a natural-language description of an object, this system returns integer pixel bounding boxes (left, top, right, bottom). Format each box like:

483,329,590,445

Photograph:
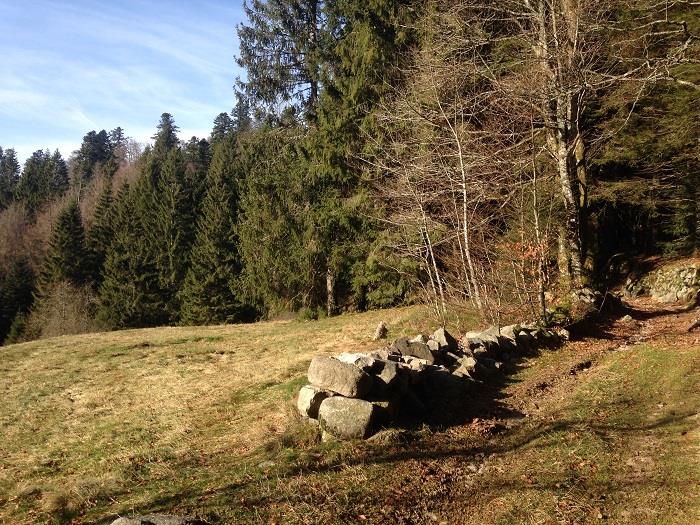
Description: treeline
1,0,699,344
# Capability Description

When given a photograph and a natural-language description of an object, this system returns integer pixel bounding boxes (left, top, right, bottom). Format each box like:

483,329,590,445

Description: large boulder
297,385,330,419
111,515,205,525
318,397,377,439
308,356,373,398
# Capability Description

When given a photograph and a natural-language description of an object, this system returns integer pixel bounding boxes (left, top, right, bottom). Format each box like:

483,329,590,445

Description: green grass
455,344,700,525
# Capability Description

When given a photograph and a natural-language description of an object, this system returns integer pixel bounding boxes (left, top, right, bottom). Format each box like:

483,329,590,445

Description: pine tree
37,200,90,297
86,179,114,285
109,127,126,150
232,93,252,133
152,113,180,159
183,137,210,211
236,126,319,313
180,139,249,324
310,0,417,313
73,130,112,184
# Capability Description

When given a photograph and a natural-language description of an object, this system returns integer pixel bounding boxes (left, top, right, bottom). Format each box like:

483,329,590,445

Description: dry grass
0,305,444,524
2,299,698,525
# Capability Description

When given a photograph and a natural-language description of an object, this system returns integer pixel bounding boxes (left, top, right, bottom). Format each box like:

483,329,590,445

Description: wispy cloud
0,0,245,162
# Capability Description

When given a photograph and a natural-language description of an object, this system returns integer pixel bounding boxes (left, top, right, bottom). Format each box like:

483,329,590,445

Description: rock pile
297,324,564,440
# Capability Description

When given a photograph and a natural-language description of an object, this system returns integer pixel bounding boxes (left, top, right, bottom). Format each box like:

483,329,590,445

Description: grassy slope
0,306,437,524
1,304,698,525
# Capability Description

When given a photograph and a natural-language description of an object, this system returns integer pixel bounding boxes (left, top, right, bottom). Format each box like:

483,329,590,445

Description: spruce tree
86,179,114,285
180,139,247,324
232,93,252,132
152,113,180,159
99,182,167,328
152,148,193,321
16,150,69,213
0,147,20,209
211,113,235,146
0,258,35,344
37,200,90,297
183,137,210,211
237,0,326,121
74,130,112,184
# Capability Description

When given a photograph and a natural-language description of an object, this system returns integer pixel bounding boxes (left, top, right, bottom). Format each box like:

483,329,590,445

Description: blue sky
0,0,245,163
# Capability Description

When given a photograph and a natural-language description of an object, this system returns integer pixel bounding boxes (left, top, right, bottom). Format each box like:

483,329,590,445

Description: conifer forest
1,0,698,345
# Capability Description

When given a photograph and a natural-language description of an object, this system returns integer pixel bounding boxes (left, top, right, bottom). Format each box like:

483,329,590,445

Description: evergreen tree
48,149,69,195
37,200,90,296
211,113,235,145
183,137,210,211
151,148,193,321
0,147,20,209
237,126,320,313
180,139,250,324
0,257,35,344
152,113,180,159
98,182,168,328
15,150,69,213
109,127,126,150
237,0,326,121
310,0,417,313
86,179,114,285
73,130,112,184
232,93,253,132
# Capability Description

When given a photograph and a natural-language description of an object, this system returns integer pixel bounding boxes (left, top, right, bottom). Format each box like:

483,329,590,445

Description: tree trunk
554,101,585,289
326,266,336,317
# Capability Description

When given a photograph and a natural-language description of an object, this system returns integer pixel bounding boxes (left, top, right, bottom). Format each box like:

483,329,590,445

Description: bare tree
373,0,697,323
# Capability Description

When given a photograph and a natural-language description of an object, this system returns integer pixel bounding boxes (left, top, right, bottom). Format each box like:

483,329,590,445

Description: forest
0,0,698,345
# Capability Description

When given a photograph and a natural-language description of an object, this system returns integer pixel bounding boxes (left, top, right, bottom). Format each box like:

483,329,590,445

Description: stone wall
625,263,700,303
297,324,566,440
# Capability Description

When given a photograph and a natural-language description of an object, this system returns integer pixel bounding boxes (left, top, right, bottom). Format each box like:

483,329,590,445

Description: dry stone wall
297,324,566,440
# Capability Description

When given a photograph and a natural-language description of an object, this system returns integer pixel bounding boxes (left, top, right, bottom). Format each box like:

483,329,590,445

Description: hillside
1,300,699,524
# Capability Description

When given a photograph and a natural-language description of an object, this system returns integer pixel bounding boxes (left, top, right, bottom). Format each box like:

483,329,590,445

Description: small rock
516,332,537,353
375,359,402,389
337,352,377,372
392,338,436,364
373,321,388,340
427,339,441,353
620,314,634,323
410,334,429,344
297,385,330,419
